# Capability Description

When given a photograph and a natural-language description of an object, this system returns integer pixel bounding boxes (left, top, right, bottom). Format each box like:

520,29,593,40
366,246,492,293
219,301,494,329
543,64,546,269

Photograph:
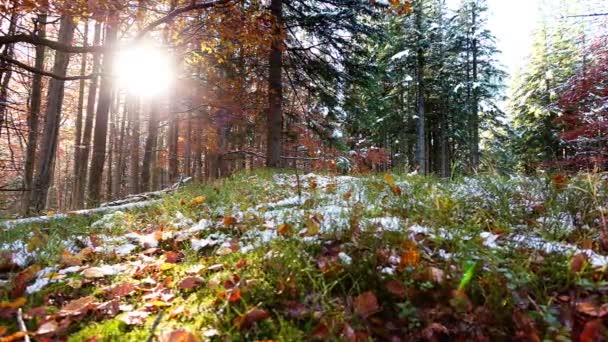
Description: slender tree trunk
141,104,160,192
266,0,283,168
415,2,427,175
73,20,88,178
184,110,192,176
72,21,102,209
470,3,480,170
129,96,141,194
22,13,46,214
29,16,76,214
0,10,18,141
168,106,179,183
87,16,118,207
113,97,128,198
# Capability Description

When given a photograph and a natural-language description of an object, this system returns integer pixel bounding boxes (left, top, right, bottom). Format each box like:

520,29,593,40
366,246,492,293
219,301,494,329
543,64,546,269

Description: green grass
1,170,607,341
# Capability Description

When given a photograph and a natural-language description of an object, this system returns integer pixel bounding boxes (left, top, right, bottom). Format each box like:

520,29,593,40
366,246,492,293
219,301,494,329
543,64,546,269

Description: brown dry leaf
106,283,136,299
121,310,150,326
82,267,105,279
512,309,541,342
385,280,407,299
570,253,587,273
59,296,96,316
235,259,247,269
11,264,41,297
36,320,59,335
390,185,402,196
60,250,83,267
576,301,608,317
234,307,270,330
422,322,449,340
277,223,293,237
223,216,237,226
228,289,242,303
179,277,204,290
160,329,200,342
354,291,379,318
164,251,184,264
284,301,308,320
342,322,356,342
311,323,329,340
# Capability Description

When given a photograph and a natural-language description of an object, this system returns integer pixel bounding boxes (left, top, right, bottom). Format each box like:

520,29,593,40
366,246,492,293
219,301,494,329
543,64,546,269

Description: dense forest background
0,0,606,218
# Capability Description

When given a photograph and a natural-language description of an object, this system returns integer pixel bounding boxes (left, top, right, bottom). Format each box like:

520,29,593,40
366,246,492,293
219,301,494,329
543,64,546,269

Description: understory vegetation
1,170,608,341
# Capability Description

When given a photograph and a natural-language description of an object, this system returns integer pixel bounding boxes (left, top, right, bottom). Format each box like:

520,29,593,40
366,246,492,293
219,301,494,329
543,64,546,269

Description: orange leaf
354,291,379,318
223,216,237,226
11,264,41,298
570,253,587,273
60,250,83,267
160,328,199,342
399,247,420,269
0,297,26,310
229,289,242,303
277,223,293,237
59,296,96,316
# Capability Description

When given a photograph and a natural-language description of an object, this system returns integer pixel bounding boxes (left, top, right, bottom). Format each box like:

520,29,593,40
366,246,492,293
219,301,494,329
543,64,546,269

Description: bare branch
0,54,98,80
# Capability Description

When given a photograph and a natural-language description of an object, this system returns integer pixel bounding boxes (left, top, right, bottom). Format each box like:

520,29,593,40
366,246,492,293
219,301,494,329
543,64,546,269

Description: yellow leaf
305,216,321,236
191,196,206,205
160,263,176,271
277,223,293,237
384,173,396,186
151,300,171,307
0,297,26,309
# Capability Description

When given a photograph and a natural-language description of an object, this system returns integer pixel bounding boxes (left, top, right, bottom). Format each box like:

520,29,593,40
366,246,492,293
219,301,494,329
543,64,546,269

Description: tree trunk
0,10,18,141
415,2,427,175
141,103,160,192
470,2,480,170
168,105,179,183
129,96,141,194
113,97,128,198
72,21,102,209
184,111,192,176
87,16,118,207
22,13,46,214
29,16,76,214
73,20,88,182
266,0,283,168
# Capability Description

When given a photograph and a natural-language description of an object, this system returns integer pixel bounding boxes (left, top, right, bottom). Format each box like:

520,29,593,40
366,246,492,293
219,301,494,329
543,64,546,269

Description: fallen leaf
0,297,26,310
234,307,270,330
354,291,379,318
580,319,604,342
160,329,199,342
121,310,150,326
422,322,449,340
178,277,204,290
235,259,247,268
82,267,105,279
385,280,406,299
311,323,329,340
0,332,27,341
342,322,356,342
576,301,608,317
399,247,420,269
191,196,206,205
160,263,176,271
570,253,587,273
284,301,308,320
390,185,402,196
223,216,237,226
106,283,136,299
229,289,242,303
164,251,184,264
277,223,293,237
59,296,96,316
11,264,41,297
384,173,395,186
304,215,321,236
36,320,59,335
60,250,83,267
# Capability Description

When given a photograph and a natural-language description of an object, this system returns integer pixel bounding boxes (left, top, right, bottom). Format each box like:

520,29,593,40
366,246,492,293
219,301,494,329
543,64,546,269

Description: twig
147,311,164,342
17,308,31,342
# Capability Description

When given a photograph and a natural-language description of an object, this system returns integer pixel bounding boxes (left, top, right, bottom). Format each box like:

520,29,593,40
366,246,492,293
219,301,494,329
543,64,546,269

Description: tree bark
129,96,141,194
266,0,283,168
470,2,480,170
72,21,102,209
22,13,46,214
415,2,427,175
29,16,76,214
141,103,160,192
87,16,118,207
0,10,18,141
113,96,128,198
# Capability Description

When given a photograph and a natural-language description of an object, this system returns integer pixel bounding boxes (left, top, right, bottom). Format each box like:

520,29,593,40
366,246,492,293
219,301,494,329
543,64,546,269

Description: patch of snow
338,252,352,265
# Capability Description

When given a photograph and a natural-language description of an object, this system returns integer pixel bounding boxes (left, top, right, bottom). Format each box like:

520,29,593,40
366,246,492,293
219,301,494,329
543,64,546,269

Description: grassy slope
1,170,607,341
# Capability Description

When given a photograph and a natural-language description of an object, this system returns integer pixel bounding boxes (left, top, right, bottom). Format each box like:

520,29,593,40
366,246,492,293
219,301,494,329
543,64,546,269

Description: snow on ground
4,172,607,294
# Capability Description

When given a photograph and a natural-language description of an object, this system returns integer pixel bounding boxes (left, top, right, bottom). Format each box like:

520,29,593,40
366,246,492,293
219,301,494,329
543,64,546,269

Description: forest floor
1,170,608,341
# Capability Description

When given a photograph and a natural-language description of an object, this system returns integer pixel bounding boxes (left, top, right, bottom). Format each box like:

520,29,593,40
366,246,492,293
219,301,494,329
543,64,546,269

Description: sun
114,44,174,97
